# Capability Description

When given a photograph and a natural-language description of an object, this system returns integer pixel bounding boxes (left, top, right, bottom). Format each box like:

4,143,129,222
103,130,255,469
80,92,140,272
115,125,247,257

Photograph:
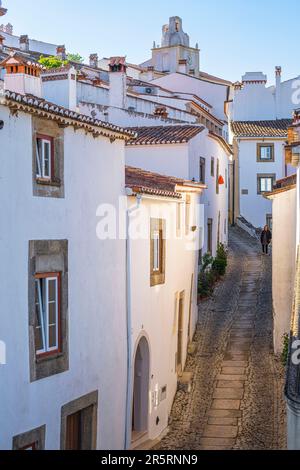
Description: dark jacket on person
260,229,272,245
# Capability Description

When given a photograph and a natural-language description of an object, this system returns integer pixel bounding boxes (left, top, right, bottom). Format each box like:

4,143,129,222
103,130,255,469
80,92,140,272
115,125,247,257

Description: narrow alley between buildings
156,227,287,450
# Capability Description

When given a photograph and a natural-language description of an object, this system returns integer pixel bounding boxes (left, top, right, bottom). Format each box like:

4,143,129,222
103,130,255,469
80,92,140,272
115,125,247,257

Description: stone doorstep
199,437,236,447
213,388,244,400
208,417,238,426
211,399,241,410
217,380,244,389
202,425,238,438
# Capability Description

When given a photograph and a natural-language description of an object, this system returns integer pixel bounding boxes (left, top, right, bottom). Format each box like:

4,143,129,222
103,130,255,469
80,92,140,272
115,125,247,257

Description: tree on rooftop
67,53,84,63
38,55,69,69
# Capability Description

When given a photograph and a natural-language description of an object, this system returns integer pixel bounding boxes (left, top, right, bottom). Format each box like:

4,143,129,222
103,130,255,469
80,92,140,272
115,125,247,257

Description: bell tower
151,16,200,77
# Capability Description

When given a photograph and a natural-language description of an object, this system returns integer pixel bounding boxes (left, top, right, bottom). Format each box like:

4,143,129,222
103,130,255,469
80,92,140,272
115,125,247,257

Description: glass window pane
36,139,42,176
153,231,160,272
260,146,271,160
43,141,51,178
48,325,57,349
48,302,57,325
48,279,57,302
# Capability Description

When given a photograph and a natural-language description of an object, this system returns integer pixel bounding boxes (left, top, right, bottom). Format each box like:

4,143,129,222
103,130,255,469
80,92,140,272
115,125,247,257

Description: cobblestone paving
155,226,287,450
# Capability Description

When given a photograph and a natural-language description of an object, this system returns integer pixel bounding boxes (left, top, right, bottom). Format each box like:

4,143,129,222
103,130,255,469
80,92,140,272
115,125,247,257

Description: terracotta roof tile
125,166,205,198
2,90,136,139
126,125,204,146
231,119,292,138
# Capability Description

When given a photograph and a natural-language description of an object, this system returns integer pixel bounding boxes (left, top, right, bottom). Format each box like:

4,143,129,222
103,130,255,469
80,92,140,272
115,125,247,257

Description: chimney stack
41,65,77,111
56,45,66,61
19,35,29,52
108,57,127,109
1,52,43,98
275,66,282,119
89,53,98,68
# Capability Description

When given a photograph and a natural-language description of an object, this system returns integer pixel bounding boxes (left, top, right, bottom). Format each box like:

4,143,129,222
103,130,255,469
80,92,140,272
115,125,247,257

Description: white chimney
275,66,282,118
41,65,77,111
242,72,267,87
1,52,43,97
19,34,29,52
146,65,154,81
108,57,127,109
56,45,66,61
89,53,98,68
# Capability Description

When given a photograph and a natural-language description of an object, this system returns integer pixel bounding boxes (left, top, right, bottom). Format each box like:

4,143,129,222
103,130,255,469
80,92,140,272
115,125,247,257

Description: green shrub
198,244,228,299
212,243,228,277
39,55,69,69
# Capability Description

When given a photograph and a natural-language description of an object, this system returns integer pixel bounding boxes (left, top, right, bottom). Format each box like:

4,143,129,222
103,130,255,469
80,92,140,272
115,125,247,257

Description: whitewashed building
125,166,205,447
229,68,300,229
265,109,300,449
0,55,137,450
125,125,231,257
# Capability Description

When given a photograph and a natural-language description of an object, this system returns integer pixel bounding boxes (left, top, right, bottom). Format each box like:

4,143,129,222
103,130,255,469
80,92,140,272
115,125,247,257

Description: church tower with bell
151,16,200,77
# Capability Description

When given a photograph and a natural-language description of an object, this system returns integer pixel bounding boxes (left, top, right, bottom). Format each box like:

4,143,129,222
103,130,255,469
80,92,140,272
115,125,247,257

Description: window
211,157,215,177
29,240,68,382
36,135,53,180
34,273,60,357
257,174,275,194
185,195,191,235
150,219,166,287
199,157,206,184
207,218,213,254
61,391,98,450
33,117,65,198
216,158,220,194
257,143,274,162
13,425,46,450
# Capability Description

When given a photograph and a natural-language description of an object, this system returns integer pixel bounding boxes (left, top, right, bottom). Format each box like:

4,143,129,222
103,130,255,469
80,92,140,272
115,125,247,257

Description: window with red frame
19,442,37,450
35,273,61,357
36,135,54,181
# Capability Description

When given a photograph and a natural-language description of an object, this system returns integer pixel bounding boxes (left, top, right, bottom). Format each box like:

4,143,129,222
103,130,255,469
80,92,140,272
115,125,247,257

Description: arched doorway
132,336,150,440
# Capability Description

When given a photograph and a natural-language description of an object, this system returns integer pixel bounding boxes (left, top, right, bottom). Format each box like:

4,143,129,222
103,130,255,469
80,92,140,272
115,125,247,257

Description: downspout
124,190,142,450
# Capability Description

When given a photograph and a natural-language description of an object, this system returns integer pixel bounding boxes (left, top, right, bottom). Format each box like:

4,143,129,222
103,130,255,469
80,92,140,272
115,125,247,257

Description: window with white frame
36,136,53,180
257,143,274,162
35,273,60,356
257,174,275,194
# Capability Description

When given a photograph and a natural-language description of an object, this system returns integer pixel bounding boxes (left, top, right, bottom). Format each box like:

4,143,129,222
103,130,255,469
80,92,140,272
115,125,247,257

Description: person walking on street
260,225,272,255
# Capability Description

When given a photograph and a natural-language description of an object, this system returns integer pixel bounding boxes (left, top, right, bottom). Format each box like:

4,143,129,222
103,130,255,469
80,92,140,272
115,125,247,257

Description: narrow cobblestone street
156,226,287,450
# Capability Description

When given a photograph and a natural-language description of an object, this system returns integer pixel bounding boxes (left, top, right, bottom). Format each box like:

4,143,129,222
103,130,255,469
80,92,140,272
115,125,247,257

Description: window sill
36,177,61,187
36,351,63,364
150,273,165,287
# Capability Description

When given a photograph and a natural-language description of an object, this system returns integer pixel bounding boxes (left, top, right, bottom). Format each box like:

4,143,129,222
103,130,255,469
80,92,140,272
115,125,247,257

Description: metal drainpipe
124,193,142,450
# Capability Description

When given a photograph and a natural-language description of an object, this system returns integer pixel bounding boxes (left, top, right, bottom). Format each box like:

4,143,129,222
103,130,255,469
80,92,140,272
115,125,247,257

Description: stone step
213,388,244,400
208,409,242,418
217,380,244,389
202,425,238,438
199,437,236,448
211,399,241,410
208,416,238,426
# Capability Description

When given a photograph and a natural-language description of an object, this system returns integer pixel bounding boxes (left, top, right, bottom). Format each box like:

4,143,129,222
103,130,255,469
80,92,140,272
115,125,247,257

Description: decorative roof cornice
0,90,137,140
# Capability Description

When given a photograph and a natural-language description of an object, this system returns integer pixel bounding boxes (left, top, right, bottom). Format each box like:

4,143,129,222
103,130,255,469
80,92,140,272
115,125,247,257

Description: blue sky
3,0,300,83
